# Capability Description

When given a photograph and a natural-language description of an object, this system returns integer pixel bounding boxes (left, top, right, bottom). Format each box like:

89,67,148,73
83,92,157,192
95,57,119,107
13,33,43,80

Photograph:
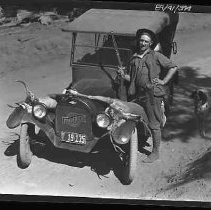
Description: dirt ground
0,12,211,203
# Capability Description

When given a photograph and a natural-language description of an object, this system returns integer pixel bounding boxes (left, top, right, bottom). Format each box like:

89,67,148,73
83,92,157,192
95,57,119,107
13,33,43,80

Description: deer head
7,80,36,109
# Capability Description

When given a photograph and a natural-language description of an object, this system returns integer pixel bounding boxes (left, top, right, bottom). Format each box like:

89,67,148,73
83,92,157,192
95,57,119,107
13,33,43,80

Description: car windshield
72,33,135,67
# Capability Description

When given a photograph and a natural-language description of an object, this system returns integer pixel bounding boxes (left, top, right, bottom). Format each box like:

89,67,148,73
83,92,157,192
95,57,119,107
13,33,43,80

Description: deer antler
15,80,35,101
7,102,27,109
7,104,19,109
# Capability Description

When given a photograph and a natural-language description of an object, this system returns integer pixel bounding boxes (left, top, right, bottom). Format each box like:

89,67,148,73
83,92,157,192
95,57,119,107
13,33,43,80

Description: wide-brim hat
136,28,158,49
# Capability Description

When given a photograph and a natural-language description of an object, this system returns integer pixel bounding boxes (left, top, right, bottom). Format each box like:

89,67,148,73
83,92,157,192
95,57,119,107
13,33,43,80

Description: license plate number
61,131,87,145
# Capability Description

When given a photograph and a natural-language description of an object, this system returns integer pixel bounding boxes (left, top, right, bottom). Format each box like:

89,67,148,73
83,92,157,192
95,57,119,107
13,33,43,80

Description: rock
42,12,58,18
17,10,34,23
38,12,59,25
0,6,6,25
39,15,53,25
0,17,6,25
0,6,4,18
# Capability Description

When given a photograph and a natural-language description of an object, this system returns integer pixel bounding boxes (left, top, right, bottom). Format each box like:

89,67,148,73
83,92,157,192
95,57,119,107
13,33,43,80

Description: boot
142,129,161,163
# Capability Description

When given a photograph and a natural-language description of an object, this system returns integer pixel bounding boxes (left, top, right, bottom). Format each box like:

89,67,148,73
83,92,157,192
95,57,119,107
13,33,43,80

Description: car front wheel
121,128,138,185
17,123,33,169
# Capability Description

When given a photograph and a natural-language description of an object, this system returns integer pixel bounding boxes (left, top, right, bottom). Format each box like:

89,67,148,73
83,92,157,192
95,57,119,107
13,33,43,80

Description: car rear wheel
17,123,33,169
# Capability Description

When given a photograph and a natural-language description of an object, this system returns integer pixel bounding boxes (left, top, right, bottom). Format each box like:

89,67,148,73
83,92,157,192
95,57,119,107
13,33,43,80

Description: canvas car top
64,9,172,36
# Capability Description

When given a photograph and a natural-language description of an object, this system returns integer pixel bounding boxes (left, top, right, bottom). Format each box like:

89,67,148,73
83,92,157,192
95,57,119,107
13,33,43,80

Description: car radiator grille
55,102,93,142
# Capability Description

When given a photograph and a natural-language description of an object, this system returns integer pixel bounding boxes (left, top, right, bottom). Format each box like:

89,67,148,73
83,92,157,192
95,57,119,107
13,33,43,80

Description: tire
121,128,138,185
17,123,33,169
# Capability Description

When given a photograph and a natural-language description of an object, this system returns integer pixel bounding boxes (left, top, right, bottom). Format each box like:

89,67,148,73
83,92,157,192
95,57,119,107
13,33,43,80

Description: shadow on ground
3,128,149,185
164,147,211,190
163,66,211,143
3,132,118,178
3,133,20,157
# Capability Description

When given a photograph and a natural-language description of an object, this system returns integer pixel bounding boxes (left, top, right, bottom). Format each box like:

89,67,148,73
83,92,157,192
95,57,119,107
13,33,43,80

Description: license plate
60,131,87,145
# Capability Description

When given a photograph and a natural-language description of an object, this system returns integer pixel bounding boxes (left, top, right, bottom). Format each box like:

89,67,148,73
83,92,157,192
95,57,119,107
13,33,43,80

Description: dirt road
0,17,211,201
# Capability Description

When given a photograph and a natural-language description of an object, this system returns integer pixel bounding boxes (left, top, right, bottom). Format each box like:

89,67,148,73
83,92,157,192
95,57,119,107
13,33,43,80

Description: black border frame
1,0,211,208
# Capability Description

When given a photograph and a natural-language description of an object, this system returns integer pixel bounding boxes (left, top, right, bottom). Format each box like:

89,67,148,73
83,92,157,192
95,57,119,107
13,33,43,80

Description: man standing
122,28,178,163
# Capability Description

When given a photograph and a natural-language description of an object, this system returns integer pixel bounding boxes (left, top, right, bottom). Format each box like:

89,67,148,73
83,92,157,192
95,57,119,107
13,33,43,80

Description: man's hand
69,89,79,96
62,89,78,96
117,66,125,79
62,89,67,94
152,78,165,85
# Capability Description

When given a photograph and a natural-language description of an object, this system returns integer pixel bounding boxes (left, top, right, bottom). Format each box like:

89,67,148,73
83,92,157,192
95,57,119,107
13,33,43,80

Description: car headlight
33,104,47,119
96,114,111,128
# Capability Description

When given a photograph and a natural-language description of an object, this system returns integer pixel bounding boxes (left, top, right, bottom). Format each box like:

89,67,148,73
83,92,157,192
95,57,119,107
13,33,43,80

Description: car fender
6,106,26,129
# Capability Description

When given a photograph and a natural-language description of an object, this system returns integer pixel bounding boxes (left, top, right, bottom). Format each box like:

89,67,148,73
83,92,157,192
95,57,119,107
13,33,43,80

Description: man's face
138,34,153,52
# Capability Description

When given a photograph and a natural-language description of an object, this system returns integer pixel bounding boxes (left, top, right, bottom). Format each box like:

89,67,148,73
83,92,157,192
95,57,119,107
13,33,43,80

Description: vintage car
65,9,179,102
6,9,179,185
